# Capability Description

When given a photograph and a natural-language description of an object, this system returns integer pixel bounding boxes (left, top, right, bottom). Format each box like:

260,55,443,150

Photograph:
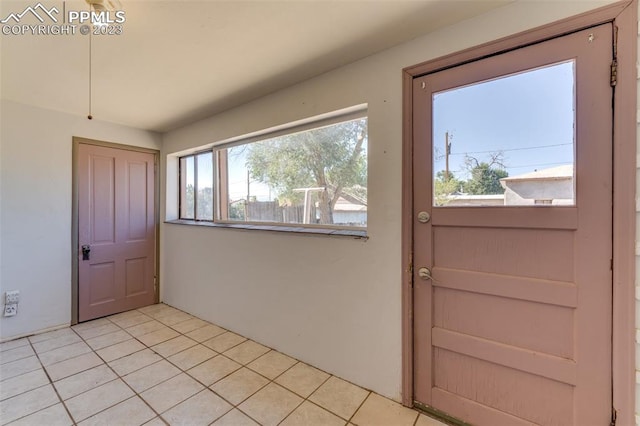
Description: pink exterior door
412,25,613,425
78,143,157,322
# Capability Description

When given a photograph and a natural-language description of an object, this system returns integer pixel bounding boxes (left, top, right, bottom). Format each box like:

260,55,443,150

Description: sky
188,60,575,204
227,145,271,202
432,60,575,182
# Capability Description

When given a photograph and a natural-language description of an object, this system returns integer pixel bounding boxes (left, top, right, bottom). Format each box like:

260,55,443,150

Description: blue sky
227,145,271,202
197,61,574,202
433,60,575,181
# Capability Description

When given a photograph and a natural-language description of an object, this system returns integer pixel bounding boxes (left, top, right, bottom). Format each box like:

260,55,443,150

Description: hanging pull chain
88,26,93,119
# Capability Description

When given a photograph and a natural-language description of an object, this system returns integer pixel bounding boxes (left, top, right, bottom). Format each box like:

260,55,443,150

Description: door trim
401,1,637,423
71,137,160,325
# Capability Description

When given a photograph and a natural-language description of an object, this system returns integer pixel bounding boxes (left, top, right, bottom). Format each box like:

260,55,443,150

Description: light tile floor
0,304,447,426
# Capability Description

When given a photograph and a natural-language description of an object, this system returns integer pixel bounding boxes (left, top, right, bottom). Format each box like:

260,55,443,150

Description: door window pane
433,60,575,207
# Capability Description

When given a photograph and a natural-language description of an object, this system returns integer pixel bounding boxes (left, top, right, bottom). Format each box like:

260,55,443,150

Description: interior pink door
78,143,156,322
413,25,613,425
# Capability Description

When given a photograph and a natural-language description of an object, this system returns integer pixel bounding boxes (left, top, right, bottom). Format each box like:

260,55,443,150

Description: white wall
0,100,161,340
161,1,617,401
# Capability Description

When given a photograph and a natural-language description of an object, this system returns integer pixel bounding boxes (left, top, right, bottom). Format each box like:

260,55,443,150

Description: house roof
334,197,366,212
501,165,574,182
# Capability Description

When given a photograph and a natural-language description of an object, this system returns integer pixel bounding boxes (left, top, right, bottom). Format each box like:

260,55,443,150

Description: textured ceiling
1,0,510,132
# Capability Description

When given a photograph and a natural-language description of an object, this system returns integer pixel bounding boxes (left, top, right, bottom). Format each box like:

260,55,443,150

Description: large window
178,108,368,230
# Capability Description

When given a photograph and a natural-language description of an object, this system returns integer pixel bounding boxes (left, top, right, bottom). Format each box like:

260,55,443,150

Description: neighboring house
332,196,367,225
443,165,574,206
500,164,574,205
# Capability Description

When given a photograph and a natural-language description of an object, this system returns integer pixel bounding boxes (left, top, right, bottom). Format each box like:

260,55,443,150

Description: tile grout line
7,304,433,426
106,309,231,425
0,345,35,366
131,307,297,425
26,331,79,426
78,310,168,425
100,312,171,424
68,311,166,425
348,390,373,425
152,303,372,426
66,316,146,424
3,309,176,426
134,308,243,425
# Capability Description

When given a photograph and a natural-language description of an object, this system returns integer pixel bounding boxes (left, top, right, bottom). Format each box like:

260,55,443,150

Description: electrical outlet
5,291,19,304
4,304,17,317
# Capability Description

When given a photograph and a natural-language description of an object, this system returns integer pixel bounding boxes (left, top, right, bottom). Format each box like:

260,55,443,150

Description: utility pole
445,132,452,181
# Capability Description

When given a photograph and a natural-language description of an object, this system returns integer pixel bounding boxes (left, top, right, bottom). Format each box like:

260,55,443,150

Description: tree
462,153,508,195
229,200,246,221
183,183,214,219
196,186,214,220
434,171,464,206
184,184,194,216
245,119,367,224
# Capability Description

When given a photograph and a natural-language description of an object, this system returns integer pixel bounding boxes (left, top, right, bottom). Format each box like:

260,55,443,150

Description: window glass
433,60,575,207
219,117,368,228
179,152,213,220
180,156,195,219
196,152,213,220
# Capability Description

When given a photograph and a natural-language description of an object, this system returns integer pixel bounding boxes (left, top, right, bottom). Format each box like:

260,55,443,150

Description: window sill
165,219,368,240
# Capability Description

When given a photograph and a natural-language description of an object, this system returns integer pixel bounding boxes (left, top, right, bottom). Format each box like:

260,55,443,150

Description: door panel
433,287,574,358
433,349,574,425
91,156,116,243
78,143,156,322
413,25,612,425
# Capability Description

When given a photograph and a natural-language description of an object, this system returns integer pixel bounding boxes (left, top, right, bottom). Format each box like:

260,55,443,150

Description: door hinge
610,408,617,426
154,276,158,293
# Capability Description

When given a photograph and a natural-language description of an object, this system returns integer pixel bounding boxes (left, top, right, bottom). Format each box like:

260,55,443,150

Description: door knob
417,211,430,223
418,267,432,280
81,245,91,261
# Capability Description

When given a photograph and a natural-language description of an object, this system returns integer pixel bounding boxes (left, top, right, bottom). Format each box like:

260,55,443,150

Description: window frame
178,149,215,222
177,105,368,234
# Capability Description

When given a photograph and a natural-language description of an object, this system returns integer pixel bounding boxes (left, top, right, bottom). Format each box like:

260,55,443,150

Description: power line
449,142,572,156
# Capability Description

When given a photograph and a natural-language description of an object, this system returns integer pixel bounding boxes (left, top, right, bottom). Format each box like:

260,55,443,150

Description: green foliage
182,184,214,220
229,201,246,221
434,153,509,205
434,171,464,206
245,118,367,224
196,187,214,220
463,162,508,195
184,184,194,217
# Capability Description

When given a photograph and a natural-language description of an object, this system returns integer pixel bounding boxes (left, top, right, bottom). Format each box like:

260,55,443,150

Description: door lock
81,245,91,261
418,267,432,280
